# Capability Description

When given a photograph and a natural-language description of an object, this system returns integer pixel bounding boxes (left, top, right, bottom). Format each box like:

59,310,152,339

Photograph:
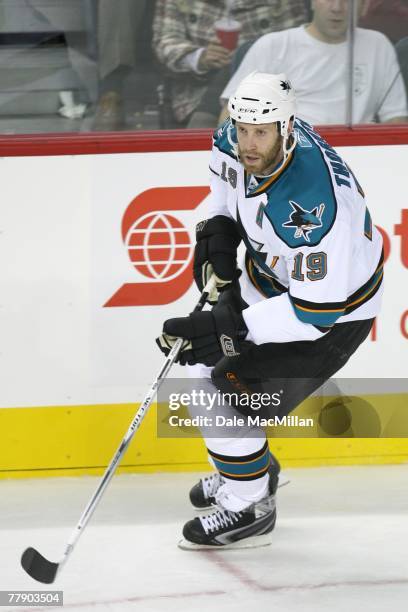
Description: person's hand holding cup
198,41,232,71
198,17,241,72
214,17,242,51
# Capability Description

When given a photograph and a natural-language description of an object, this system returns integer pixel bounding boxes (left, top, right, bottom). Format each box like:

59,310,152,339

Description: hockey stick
21,274,217,584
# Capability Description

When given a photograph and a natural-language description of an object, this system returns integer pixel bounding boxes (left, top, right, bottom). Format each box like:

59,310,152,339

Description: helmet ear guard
278,117,291,137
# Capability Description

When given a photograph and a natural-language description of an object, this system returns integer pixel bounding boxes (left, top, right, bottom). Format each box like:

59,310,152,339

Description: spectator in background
93,0,148,130
65,0,155,131
28,0,152,130
219,0,408,125
93,0,155,131
25,0,98,111
152,0,307,127
359,0,408,44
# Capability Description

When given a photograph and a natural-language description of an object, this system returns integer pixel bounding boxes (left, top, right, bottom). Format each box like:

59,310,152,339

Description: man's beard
239,137,283,175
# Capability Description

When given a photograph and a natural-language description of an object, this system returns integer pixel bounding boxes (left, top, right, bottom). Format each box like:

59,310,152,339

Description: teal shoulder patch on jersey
263,124,338,248
265,157,337,248
213,119,238,160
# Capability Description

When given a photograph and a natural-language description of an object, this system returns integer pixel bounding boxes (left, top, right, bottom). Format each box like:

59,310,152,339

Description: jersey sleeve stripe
289,301,345,327
289,296,347,313
345,264,384,314
345,251,384,309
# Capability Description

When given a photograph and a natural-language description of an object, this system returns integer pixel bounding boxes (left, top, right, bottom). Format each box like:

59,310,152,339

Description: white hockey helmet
228,71,296,135
228,71,297,169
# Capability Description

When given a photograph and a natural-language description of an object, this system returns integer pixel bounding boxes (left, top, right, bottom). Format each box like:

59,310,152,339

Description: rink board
1,397,408,479
1,129,407,478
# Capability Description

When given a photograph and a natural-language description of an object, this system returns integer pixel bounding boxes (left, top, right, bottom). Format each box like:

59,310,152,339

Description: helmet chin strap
283,129,297,161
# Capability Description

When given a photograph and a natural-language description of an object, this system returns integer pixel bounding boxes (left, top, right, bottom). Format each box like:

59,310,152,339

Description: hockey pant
186,316,374,511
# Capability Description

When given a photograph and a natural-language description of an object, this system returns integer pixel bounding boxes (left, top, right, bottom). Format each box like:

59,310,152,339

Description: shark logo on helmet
282,201,325,242
280,80,292,92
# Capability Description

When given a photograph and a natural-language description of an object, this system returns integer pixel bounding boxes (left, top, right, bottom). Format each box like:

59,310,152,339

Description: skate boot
189,472,224,509
179,492,276,550
189,452,282,510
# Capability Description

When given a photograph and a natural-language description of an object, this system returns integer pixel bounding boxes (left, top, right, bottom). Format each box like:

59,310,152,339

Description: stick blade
21,547,59,584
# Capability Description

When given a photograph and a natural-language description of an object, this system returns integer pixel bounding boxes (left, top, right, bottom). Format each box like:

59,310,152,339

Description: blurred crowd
0,0,407,134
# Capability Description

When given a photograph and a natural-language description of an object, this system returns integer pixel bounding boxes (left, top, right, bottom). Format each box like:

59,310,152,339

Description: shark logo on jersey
282,201,325,242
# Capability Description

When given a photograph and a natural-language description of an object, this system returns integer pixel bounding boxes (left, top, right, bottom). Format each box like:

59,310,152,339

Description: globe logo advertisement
126,212,191,281
105,186,210,307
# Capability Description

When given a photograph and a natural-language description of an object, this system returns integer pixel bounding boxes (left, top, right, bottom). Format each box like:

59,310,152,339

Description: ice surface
1,465,407,611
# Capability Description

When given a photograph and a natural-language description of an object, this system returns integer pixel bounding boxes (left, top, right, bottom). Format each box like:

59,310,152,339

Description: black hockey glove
156,288,248,367
193,215,241,304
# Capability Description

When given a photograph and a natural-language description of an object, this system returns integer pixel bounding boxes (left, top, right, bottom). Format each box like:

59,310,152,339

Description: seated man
152,0,307,126
219,0,408,125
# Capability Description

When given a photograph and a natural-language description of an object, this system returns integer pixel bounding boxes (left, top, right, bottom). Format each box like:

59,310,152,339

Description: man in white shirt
220,0,408,125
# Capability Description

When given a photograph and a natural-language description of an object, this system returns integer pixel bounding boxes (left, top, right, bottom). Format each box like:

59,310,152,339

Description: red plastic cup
215,18,242,51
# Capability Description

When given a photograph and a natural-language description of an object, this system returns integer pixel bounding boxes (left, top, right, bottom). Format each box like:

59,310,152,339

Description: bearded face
236,122,284,176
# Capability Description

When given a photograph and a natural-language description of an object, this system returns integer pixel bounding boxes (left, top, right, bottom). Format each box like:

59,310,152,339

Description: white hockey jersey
206,118,384,344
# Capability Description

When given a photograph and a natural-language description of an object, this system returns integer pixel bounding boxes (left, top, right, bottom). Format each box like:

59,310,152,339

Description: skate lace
200,509,242,535
201,473,223,498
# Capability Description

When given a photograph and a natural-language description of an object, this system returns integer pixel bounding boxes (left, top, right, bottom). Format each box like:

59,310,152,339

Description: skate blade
178,534,272,551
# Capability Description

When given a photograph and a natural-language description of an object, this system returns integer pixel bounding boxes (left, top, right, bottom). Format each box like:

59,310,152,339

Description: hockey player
157,72,383,549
